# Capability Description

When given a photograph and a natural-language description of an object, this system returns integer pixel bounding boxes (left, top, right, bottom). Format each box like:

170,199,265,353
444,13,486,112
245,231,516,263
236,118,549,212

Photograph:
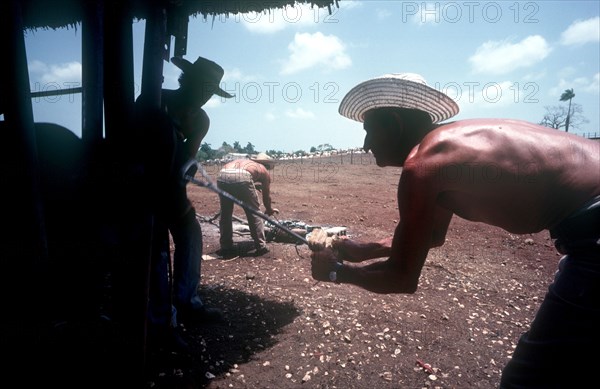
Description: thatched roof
20,0,339,30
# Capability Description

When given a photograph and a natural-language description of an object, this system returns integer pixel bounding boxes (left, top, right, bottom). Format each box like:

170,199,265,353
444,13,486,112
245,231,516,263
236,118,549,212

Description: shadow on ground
145,285,302,388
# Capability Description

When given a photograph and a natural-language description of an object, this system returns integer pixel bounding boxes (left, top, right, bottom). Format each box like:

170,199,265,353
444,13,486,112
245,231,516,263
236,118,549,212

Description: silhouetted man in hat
310,73,600,387
141,56,233,350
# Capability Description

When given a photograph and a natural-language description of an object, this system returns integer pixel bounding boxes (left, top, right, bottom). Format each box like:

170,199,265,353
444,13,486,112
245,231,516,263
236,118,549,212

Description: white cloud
285,107,315,119
455,80,535,116
463,81,520,108
241,3,320,34
28,60,48,74
43,62,81,84
280,32,351,75
469,35,551,75
204,96,223,109
376,8,392,20
409,2,443,26
29,60,82,86
264,112,277,122
560,17,600,46
557,66,577,79
550,73,600,97
589,73,600,94
522,70,547,82
223,68,258,83
339,0,362,10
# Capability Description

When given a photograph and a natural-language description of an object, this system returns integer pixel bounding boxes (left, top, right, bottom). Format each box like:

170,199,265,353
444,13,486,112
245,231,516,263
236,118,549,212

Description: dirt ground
145,153,560,388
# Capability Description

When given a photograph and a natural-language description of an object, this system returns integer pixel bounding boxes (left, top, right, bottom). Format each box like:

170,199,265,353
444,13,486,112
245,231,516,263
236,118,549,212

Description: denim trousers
148,209,203,328
170,209,204,313
500,197,600,388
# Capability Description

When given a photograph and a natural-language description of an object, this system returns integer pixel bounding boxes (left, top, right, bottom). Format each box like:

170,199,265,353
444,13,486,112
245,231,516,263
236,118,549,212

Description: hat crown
338,72,459,124
193,57,224,83
253,152,271,160
171,56,233,98
377,73,428,86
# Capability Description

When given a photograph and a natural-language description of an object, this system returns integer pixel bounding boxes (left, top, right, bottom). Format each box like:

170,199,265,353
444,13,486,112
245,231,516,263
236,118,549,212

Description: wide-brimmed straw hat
250,152,275,165
171,56,234,98
251,152,272,161
338,73,459,124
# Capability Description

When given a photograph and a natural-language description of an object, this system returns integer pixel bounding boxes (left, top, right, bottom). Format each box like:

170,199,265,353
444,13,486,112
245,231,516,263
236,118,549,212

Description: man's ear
389,110,405,138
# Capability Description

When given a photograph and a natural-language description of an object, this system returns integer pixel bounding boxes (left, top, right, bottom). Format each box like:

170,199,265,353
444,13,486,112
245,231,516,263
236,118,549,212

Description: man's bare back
222,159,270,185
313,72,600,387
407,118,600,234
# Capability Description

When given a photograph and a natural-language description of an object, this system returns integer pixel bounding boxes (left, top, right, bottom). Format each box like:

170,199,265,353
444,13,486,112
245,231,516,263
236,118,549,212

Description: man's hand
310,247,340,282
331,236,393,262
265,208,279,216
332,237,362,261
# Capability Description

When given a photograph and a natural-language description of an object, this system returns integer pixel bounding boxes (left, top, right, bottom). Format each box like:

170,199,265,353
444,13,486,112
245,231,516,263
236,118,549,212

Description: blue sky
19,1,600,153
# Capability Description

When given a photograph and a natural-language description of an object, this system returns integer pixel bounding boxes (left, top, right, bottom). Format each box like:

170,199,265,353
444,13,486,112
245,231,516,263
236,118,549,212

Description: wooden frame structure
0,0,337,384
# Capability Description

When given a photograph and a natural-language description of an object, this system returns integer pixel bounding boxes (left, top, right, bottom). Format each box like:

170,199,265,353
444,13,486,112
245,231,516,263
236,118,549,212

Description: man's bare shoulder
425,118,554,141
414,118,597,161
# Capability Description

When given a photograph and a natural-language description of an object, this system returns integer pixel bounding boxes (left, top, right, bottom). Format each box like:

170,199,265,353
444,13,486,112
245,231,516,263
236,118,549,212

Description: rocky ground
145,153,560,388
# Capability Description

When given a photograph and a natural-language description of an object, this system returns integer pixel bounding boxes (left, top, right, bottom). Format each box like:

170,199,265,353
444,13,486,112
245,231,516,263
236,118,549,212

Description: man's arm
312,159,450,294
333,236,393,262
256,165,277,215
182,109,210,159
333,201,450,263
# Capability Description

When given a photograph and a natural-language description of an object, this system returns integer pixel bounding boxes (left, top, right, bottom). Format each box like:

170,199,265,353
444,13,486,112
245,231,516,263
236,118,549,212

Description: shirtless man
217,153,279,257
311,73,600,387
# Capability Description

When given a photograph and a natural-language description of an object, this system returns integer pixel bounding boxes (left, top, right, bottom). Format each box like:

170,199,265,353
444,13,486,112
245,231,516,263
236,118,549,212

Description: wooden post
1,0,48,264
104,1,134,142
141,6,168,110
102,1,150,383
82,0,104,144
0,0,49,371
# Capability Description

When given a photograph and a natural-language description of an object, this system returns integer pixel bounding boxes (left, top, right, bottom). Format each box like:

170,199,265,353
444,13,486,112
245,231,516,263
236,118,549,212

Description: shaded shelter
0,0,337,385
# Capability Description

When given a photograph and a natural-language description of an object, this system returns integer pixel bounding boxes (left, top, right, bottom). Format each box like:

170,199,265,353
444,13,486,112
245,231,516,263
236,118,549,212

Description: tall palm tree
559,88,575,132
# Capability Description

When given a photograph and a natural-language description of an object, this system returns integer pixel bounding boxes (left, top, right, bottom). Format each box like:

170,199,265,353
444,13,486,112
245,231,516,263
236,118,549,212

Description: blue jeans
170,209,204,314
500,197,600,388
500,254,600,388
148,209,204,328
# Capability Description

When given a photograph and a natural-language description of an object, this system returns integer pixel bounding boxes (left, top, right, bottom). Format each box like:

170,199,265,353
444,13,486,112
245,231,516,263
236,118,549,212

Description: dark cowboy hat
171,56,234,98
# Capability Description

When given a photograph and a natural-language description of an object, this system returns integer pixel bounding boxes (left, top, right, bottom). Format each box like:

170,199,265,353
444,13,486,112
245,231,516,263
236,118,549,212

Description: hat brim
251,154,276,164
252,159,277,167
171,57,234,99
171,56,193,73
338,77,459,124
214,88,234,98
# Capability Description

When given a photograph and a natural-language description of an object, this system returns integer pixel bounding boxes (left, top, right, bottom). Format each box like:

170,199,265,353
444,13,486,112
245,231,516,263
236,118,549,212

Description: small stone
428,374,437,381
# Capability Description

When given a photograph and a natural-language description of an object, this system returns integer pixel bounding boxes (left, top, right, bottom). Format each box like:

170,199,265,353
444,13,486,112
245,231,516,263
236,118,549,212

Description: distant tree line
195,141,338,162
